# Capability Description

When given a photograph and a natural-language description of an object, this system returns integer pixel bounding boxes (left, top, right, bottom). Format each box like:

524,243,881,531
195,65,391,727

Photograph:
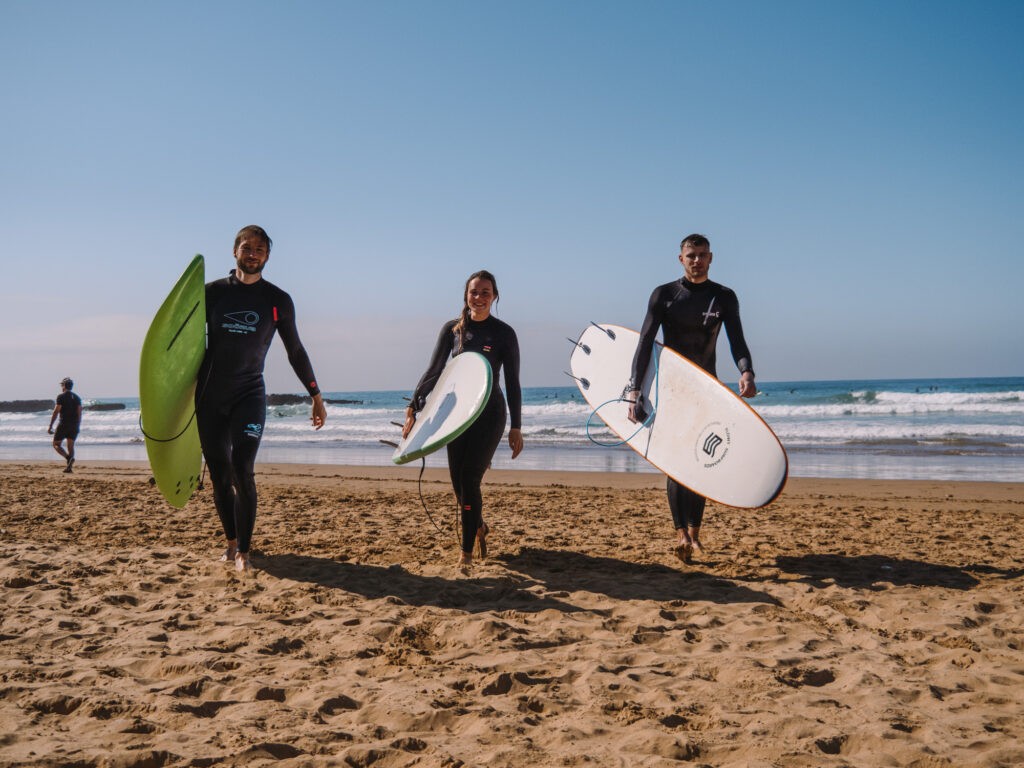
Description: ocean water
2,377,1022,482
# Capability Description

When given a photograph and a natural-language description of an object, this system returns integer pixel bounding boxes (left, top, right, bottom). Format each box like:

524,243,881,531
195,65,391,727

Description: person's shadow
496,547,780,605
259,552,580,614
774,553,991,590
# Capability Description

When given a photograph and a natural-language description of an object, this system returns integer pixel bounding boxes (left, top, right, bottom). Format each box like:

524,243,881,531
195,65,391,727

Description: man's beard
237,261,265,276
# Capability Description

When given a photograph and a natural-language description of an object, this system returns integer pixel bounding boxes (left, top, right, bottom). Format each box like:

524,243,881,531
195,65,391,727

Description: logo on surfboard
703,432,724,457
695,422,731,468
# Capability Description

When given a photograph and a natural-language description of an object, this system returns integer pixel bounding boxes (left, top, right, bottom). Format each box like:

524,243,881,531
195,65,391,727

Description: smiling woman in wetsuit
402,270,524,572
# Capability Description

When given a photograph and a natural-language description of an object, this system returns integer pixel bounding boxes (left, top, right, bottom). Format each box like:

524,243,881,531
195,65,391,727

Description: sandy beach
1,460,1022,767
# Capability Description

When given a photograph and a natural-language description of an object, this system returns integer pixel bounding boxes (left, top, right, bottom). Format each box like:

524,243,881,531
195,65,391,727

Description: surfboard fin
379,439,399,448
567,337,591,354
564,371,590,390
590,321,615,340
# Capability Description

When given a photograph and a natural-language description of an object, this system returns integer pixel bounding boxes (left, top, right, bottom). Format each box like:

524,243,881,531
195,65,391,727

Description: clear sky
2,0,1021,400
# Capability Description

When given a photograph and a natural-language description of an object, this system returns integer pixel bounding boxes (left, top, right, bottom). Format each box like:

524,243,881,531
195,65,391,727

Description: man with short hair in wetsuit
197,225,327,572
49,377,82,473
626,233,756,564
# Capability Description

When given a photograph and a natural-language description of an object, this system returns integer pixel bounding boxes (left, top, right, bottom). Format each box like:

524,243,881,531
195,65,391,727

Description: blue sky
2,0,1021,399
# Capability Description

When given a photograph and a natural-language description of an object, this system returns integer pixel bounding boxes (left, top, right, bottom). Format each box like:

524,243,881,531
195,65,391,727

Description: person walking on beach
626,234,756,564
48,377,82,473
402,270,523,572
197,225,327,573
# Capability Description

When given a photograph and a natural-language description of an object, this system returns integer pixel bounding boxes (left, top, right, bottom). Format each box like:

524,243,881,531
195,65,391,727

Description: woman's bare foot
673,539,693,564
476,521,489,559
690,539,705,558
235,552,252,573
219,543,238,563
457,551,473,574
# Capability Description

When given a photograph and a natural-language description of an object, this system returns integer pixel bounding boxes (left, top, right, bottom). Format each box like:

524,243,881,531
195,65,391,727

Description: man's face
234,236,270,276
679,243,712,283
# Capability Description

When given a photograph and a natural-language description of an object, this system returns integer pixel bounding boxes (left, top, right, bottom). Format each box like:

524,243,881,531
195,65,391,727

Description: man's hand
402,409,416,439
739,371,756,399
625,389,642,422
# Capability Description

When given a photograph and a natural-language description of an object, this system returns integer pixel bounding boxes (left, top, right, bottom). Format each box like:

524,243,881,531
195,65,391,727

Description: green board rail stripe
167,300,202,352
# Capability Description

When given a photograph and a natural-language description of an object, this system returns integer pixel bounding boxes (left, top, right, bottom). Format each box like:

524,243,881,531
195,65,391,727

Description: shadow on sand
775,553,984,590
258,552,579,614
497,547,780,605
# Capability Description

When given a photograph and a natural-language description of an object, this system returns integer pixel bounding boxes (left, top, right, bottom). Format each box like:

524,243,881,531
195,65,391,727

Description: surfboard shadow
775,554,981,590
406,391,457,452
497,547,780,605
258,552,581,614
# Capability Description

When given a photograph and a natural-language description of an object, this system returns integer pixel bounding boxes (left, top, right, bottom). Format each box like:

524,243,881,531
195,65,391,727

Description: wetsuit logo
695,422,730,468
702,297,720,326
244,423,263,439
222,311,260,335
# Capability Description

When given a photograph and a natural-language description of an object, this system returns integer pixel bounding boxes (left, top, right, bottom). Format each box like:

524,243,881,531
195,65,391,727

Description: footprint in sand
775,665,836,688
319,694,361,715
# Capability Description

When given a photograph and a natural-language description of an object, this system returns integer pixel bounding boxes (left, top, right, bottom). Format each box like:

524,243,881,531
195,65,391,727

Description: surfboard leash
138,410,197,443
566,335,661,448
414,457,459,545
139,356,215,443
381,427,459,547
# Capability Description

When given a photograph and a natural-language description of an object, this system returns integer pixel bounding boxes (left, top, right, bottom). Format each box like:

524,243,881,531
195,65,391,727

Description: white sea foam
2,379,1022,479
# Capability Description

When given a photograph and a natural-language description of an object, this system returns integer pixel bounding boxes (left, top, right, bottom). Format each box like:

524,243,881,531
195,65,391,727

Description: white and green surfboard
393,351,492,464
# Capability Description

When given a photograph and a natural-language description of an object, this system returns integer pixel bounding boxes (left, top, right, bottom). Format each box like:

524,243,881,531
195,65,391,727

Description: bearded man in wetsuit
197,225,327,572
626,233,756,564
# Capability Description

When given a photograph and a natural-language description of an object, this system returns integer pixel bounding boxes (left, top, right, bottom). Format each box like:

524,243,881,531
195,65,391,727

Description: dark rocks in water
267,394,308,405
0,399,54,413
0,400,128,413
267,394,363,406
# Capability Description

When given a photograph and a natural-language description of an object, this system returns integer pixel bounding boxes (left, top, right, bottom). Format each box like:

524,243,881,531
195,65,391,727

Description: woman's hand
402,409,416,439
508,428,523,459
310,394,327,430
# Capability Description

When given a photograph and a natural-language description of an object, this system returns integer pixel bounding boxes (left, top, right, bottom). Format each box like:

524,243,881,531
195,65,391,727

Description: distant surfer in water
626,234,756,564
402,270,524,572
196,225,327,573
48,377,82,473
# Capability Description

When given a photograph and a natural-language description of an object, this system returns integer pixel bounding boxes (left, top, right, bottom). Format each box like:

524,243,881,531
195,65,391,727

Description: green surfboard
139,254,206,507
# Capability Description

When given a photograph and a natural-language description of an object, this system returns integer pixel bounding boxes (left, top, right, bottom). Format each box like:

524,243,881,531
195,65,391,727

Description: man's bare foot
219,545,238,563
690,540,705,558
235,552,252,573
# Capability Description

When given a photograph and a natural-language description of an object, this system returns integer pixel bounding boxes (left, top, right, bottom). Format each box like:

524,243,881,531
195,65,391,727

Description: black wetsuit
411,316,521,554
196,272,320,554
629,277,753,530
53,391,82,442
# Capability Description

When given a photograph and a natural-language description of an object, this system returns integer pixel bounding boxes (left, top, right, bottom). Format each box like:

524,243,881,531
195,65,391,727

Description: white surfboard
393,351,493,464
570,323,787,508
